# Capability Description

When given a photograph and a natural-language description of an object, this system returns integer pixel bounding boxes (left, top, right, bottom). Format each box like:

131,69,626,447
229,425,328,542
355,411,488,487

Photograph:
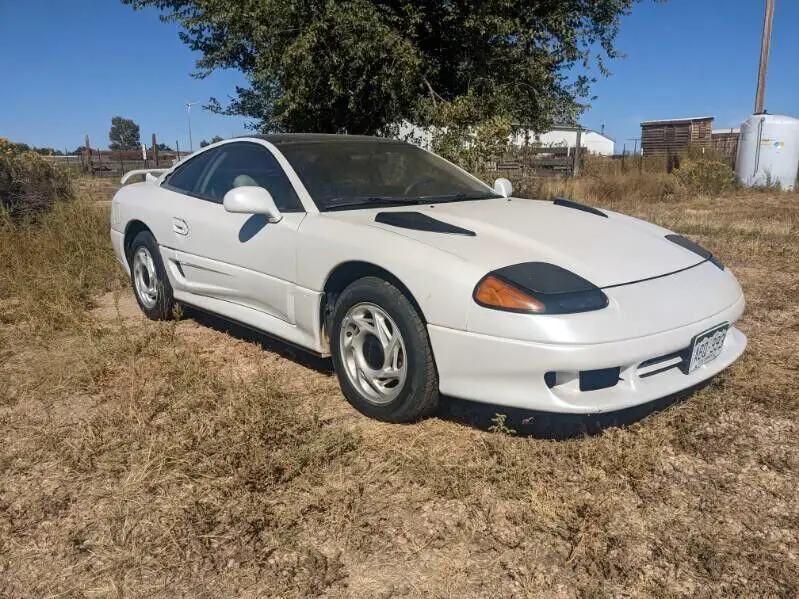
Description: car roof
248,133,405,146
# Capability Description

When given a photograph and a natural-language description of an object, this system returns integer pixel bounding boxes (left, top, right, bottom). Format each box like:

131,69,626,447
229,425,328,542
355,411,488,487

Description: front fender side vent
553,197,608,218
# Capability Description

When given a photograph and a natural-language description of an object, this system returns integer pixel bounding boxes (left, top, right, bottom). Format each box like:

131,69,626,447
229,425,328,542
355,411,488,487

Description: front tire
129,230,175,320
330,277,438,423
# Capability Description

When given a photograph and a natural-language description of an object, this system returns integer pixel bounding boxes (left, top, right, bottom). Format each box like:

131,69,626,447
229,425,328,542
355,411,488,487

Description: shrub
432,115,512,178
673,160,737,196
0,151,73,222
415,97,512,178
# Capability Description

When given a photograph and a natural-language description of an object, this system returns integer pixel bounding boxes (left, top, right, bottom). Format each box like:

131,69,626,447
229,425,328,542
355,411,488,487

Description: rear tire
129,230,175,320
330,276,438,423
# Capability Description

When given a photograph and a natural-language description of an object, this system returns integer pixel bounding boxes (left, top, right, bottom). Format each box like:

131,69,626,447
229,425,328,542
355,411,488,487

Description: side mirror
223,186,283,223
493,177,513,198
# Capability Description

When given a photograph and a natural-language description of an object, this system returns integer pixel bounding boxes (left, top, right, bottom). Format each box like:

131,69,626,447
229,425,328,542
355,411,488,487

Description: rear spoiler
120,168,169,185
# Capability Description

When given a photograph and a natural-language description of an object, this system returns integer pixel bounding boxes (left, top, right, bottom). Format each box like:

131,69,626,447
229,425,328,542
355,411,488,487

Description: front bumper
428,295,746,413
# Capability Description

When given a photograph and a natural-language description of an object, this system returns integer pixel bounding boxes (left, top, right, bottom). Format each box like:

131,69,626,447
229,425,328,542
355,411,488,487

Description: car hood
324,198,704,288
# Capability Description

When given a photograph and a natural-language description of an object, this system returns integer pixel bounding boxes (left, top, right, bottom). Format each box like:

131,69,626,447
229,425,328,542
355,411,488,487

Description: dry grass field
0,173,797,597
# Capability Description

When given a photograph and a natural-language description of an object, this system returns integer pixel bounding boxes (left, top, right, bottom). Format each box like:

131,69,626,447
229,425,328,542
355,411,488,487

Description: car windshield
275,140,501,210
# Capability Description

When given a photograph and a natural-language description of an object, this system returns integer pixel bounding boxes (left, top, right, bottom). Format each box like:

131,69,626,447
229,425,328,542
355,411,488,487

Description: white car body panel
111,136,747,414
295,212,481,332
430,318,746,413
328,199,703,288
157,184,304,322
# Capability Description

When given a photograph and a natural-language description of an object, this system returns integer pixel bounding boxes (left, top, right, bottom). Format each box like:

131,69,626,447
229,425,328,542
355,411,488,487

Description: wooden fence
489,146,581,178
43,150,184,178
47,142,584,180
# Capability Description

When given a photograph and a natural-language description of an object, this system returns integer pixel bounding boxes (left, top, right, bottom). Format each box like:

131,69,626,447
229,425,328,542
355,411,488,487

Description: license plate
687,324,729,373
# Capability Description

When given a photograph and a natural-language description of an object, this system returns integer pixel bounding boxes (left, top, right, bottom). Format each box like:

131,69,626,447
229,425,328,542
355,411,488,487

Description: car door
159,141,305,323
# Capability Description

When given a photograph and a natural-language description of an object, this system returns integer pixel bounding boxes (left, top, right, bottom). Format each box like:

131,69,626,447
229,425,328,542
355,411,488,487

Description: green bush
673,160,737,196
0,151,73,222
412,97,512,178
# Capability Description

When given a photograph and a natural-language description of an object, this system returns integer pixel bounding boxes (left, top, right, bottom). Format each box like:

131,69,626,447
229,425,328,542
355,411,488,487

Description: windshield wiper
323,196,421,211
417,192,502,203
322,191,502,211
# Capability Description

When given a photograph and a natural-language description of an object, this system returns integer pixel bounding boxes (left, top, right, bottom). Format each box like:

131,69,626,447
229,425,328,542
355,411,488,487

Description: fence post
152,133,159,167
572,127,582,177
84,134,93,176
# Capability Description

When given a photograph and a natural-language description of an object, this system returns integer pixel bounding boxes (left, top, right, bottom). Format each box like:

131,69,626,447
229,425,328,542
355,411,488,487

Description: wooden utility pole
152,133,159,167
754,0,775,114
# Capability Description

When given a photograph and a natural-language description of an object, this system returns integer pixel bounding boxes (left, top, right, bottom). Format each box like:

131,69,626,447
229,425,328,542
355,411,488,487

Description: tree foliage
109,116,141,151
123,0,647,134
199,135,224,148
1,138,64,157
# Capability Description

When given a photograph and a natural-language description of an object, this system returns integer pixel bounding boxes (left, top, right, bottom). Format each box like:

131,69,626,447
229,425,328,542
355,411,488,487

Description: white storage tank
736,114,799,190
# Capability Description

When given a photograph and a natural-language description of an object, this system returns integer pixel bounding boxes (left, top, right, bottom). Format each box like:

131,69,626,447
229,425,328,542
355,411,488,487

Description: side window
162,149,216,195
197,142,303,211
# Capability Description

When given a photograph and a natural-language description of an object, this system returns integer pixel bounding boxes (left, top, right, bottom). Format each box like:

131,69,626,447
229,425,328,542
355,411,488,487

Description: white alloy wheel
132,246,159,309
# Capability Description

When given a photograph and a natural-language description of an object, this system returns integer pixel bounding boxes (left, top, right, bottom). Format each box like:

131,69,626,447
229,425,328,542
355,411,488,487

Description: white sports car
111,135,747,422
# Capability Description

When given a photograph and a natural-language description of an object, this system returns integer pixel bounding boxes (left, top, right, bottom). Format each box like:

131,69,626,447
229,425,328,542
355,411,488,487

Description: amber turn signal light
473,275,546,312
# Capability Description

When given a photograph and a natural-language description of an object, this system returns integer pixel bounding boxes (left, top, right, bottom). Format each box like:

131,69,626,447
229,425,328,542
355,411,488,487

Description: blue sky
1,0,797,153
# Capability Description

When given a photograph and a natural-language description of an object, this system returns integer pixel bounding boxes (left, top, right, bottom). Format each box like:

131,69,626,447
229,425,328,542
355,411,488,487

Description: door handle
172,218,189,236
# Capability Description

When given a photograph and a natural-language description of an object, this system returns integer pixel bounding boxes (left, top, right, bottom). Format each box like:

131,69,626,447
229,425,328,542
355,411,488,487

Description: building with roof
509,124,615,155
394,121,615,155
640,116,714,156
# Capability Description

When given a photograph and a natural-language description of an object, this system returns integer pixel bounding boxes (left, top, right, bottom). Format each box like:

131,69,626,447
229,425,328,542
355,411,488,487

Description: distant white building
510,124,615,155
393,121,615,155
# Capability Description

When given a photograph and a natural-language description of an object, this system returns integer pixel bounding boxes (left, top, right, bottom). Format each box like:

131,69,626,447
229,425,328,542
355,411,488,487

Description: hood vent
553,198,608,218
375,211,476,236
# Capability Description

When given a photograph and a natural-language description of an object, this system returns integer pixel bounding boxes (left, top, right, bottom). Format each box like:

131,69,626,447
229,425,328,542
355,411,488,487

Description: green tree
32,147,63,156
0,139,31,155
109,116,141,150
199,135,224,148
122,0,650,134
